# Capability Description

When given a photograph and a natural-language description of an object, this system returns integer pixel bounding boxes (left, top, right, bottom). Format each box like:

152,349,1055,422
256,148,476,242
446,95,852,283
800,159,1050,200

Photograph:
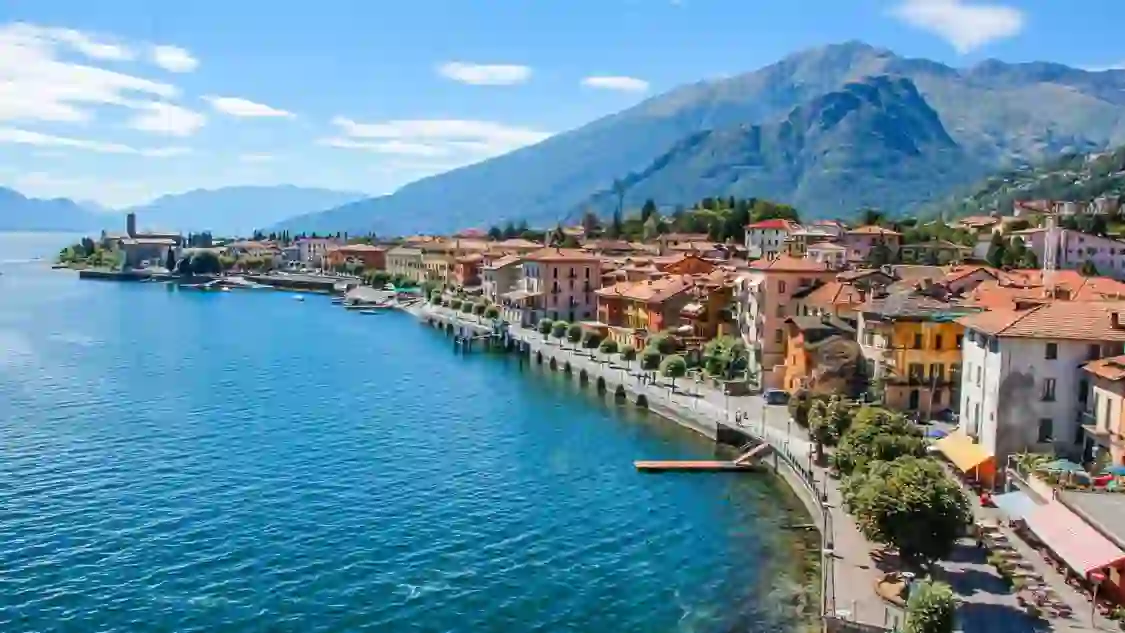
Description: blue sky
0,0,1122,208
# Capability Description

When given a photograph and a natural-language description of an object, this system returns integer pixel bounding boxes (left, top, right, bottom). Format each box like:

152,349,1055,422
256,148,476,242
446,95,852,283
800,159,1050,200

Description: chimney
126,212,136,237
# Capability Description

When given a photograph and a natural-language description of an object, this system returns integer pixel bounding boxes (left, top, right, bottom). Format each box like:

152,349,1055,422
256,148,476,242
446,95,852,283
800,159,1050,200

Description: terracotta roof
808,242,847,251
660,232,710,241
1084,355,1125,381
484,254,522,269
493,238,543,249
668,241,723,252
524,247,602,262
847,225,902,236
338,244,387,252
804,281,864,308
957,216,1001,227
747,255,832,272
596,275,696,304
958,300,1125,341
745,219,796,230
785,315,856,335
455,253,484,263
582,239,637,252
962,272,1125,310
836,268,894,283
863,290,980,320
941,265,1001,285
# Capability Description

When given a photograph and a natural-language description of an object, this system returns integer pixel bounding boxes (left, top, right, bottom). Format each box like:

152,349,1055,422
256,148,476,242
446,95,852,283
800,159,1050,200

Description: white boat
359,309,381,315
293,295,305,302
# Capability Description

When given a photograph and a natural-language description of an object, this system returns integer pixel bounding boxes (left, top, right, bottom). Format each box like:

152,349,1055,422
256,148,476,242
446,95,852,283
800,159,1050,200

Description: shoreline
407,303,826,630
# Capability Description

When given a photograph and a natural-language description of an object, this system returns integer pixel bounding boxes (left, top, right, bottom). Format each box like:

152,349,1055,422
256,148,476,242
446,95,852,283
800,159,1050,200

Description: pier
634,460,763,473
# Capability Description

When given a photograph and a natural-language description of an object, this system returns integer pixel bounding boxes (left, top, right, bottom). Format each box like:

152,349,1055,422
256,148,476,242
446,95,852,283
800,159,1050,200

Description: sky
0,0,1122,209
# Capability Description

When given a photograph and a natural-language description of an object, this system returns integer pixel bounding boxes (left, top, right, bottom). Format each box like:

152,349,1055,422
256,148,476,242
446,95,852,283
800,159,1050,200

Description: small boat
221,287,231,292
359,309,381,315
293,295,305,302
330,298,344,304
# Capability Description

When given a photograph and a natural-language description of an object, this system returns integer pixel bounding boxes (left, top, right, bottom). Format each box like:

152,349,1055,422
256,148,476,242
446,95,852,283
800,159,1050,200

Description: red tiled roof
957,300,1125,341
748,255,832,272
847,225,902,236
525,247,602,262
745,219,796,230
1084,355,1125,381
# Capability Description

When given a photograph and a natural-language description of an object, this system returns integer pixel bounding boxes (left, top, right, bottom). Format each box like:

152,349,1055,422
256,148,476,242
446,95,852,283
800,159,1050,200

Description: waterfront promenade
417,305,1114,633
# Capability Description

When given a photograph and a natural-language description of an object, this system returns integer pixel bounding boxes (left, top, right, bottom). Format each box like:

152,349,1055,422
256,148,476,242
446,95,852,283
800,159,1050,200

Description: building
957,301,1125,466
386,246,425,284
806,242,848,269
423,251,453,285
678,271,736,342
326,244,387,271
798,280,865,322
490,238,544,255
1081,356,1125,466
522,248,602,323
452,253,484,288
782,316,858,395
735,256,837,388
898,240,971,265
482,255,523,306
842,226,902,263
121,238,178,269
1013,227,1125,281
857,289,978,416
596,275,698,349
296,238,341,267
744,219,796,260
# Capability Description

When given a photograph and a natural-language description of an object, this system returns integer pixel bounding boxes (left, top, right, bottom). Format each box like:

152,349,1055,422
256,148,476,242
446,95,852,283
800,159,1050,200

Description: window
975,365,981,386
1079,379,1089,405
1045,343,1057,360
956,335,963,348
1037,418,1054,443
908,363,925,382
553,268,558,278
1042,378,1056,402
774,329,783,344
989,338,999,353
776,305,786,317
778,280,787,294
913,333,923,349
930,363,945,382
1088,344,1102,361
935,334,943,350
585,268,590,279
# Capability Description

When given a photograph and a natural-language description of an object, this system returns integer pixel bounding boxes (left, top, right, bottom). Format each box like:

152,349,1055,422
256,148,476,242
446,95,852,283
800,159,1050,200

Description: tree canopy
832,407,926,476
905,580,957,633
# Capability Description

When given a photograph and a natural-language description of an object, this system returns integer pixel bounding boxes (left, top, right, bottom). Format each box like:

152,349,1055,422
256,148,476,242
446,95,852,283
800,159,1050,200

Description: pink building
842,225,902,262
1012,227,1125,280
523,248,603,324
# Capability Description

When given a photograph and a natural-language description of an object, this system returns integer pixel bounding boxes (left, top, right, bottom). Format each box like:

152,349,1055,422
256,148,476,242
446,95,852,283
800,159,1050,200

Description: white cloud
0,22,179,124
0,126,189,157
23,24,135,61
205,96,295,118
581,75,650,92
437,62,532,86
129,102,206,136
890,0,1025,53
152,45,198,72
239,153,276,162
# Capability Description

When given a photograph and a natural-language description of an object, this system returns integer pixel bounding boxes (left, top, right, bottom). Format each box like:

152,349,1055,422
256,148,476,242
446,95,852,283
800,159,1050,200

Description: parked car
764,389,790,405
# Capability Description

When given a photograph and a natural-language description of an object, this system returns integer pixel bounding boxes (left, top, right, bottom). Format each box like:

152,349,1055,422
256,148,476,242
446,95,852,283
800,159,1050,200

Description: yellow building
385,246,425,283
857,289,980,416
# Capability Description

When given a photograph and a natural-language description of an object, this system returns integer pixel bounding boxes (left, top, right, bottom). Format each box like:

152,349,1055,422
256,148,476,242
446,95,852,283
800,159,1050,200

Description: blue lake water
0,233,812,633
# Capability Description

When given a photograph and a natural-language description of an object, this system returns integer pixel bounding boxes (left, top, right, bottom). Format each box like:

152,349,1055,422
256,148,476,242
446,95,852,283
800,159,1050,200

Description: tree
640,347,662,370
599,338,619,356
607,208,623,239
647,331,678,355
832,407,926,476
842,457,972,567
582,329,602,349
986,232,1006,269
642,214,660,241
566,323,583,346
460,301,474,314
905,580,957,633
165,247,176,272
450,298,463,310
190,250,223,275
867,241,893,267
472,302,487,316
640,199,657,223
430,290,443,304
487,226,503,240
859,208,885,226
620,344,637,369
485,306,500,320
660,354,687,388
580,209,601,237
551,320,568,344
502,221,518,239
176,256,194,276
1081,259,1099,276
703,336,748,379
538,318,554,339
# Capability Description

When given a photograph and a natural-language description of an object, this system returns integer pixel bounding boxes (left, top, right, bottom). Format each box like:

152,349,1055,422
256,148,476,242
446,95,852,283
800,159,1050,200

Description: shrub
640,347,662,370
599,338,619,355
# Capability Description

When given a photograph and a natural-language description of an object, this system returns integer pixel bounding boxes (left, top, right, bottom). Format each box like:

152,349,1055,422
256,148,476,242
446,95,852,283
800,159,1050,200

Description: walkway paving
418,307,1106,632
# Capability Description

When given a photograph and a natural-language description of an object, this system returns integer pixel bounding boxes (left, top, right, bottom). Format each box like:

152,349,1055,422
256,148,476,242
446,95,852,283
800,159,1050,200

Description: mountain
0,187,113,232
273,41,1125,234
933,145,1125,219
582,76,976,216
126,186,366,236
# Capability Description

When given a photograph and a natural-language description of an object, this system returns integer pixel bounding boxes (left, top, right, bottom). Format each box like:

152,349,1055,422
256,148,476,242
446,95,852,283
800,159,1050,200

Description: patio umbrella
926,428,949,439
1041,459,1085,474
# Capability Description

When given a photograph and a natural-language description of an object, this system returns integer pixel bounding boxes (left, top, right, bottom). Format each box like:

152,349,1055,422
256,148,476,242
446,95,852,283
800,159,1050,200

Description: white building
744,219,796,260
296,237,342,267
957,301,1125,465
1012,227,1125,280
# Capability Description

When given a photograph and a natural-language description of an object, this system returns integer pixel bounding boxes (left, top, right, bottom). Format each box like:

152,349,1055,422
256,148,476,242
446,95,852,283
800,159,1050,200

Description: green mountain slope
934,146,1125,219
274,42,1125,235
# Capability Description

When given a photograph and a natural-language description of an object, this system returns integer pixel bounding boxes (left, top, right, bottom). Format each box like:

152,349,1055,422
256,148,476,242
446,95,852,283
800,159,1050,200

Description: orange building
596,275,698,348
781,316,857,394
453,253,484,288
326,244,387,270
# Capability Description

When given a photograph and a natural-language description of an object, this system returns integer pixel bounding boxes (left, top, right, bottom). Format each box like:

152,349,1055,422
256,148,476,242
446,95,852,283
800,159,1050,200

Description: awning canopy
934,432,992,473
1024,501,1125,576
991,491,1039,521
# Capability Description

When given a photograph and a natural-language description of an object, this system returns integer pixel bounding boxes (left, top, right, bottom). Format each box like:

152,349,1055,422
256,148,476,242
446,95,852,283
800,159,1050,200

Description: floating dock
634,460,761,473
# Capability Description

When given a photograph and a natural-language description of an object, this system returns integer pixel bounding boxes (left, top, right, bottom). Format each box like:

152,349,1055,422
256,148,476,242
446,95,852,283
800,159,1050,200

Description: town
56,194,1125,631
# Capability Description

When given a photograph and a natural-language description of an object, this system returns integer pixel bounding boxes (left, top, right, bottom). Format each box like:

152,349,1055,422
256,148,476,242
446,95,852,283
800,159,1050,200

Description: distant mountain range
0,185,364,235
273,41,1125,235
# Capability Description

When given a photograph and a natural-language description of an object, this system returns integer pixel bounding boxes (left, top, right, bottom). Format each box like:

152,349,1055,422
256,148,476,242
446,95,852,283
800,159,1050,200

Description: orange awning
934,432,992,473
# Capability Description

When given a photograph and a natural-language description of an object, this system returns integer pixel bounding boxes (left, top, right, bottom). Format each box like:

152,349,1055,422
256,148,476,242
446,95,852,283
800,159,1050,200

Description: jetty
634,442,772,473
